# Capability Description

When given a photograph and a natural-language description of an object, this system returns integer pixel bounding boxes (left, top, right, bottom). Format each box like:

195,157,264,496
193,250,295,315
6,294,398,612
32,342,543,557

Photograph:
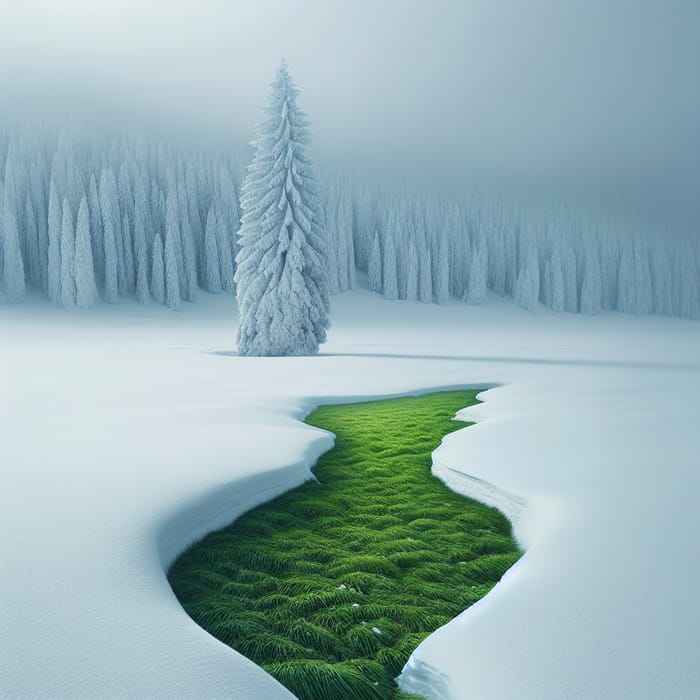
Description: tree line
1,122,698,319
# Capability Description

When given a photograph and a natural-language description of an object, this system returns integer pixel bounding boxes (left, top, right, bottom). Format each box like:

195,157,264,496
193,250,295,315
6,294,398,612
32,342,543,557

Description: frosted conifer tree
74,196,98,308
2,177,25,302
132,199,150,304
204,206,222,292
367,230,382,293
549,245,565,312
617,245,635,313
562,244,578,312
464,240,487,305
633,245,653,315
405,238,419,302
122,212,136,296
540,257,553,307
579,247,602,314
88,175,104,286
215,206,235,293
435,234,450,305
47,180,62,303
151,234,166,305
235,62,330,356
24,192,41,289
650,240,673,315
30,161,49,293
60,200,76,308
489,226,507,295
99,170,119,303
218,165,240,266
515,246,540,311
417,234,432,303
382,229,399,300
164,215,182,311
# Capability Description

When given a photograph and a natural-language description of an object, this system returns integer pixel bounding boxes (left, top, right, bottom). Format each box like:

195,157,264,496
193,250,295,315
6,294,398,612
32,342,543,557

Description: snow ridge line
432,460,530,550
398,400,531,699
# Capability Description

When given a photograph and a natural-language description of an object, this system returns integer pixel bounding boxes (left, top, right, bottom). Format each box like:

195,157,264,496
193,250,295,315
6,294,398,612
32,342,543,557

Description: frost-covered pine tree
121,212,136,296
562,243,578,312
515,246,540,311
435,234,450,305
2,176,26,303
132,196,150,304
405,238,419,302
218,165,240,280
549,244,565,312
164,202,182,311
464,239,487,305
60,199,76,309
88,174,104,287
74,196,98,308
47,179,62,304
417,232,432,303
382,228,399,300
204,206,222,293
151,234,166,305
367,230,382,294
99,169,119,303
617,244,635,313
215,205,236,293
24,192,41,289
235,62,330,356
579,246,602,314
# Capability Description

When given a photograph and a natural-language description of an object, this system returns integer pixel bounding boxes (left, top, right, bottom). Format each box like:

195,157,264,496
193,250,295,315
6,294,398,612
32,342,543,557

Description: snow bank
2,290,700,699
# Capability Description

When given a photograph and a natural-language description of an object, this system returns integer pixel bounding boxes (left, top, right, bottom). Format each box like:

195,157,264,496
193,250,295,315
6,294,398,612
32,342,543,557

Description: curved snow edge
157,383,499,570
397,394,531,700
157,436,334,571
158,383,525,700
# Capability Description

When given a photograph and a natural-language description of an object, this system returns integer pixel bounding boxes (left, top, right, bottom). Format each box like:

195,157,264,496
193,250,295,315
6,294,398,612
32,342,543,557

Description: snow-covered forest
0,122,698,318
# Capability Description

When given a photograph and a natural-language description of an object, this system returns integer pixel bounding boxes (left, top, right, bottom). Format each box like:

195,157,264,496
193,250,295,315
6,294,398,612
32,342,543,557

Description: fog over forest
2,1,698,206
0,1,698,316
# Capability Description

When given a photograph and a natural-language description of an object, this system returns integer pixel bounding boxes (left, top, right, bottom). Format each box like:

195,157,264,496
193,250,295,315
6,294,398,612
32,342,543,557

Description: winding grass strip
169,390,521,699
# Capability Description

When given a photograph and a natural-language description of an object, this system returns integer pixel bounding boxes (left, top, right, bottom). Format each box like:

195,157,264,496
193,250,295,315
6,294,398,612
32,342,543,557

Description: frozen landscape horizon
2,2,699,699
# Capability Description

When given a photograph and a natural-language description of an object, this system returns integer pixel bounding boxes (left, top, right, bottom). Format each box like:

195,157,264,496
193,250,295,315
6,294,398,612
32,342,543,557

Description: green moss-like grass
168,390,521,699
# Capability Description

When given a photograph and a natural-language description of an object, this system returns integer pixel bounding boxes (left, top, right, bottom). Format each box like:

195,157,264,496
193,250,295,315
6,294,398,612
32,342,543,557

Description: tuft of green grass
168,391,522,700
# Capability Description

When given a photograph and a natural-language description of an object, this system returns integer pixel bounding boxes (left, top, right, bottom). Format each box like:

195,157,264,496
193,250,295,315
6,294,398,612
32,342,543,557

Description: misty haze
1,3,699,700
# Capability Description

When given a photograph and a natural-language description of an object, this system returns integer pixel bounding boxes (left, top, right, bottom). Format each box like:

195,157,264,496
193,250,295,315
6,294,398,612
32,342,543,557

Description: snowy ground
2,289,700,700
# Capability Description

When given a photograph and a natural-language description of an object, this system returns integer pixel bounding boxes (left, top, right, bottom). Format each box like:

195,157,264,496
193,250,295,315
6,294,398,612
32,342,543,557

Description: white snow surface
2,289,700,699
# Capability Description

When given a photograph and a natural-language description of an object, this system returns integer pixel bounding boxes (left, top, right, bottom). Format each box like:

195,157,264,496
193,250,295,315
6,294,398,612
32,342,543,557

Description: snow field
2,290,700,699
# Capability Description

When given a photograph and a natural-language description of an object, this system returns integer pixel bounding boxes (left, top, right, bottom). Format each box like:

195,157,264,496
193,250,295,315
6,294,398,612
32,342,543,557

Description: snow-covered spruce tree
218,166,240,288
235,62,330,356
204,205,223,293
382,228,399,300
405,238,419,302
579,246,602,314
2,174,26,303
99,169,119,303
23,192,40,290
151,234,166,305
88,175,104,287
164,194,182,311
60,199,76,309
132,189,150,304
464,239,487,305
515,245,540,311
74,196,98,308
47,179,62,304
435,233,450,305
367,230,382,294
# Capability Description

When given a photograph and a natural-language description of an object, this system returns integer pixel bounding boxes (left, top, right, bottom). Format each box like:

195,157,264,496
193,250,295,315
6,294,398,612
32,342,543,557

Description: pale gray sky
1,1,698,211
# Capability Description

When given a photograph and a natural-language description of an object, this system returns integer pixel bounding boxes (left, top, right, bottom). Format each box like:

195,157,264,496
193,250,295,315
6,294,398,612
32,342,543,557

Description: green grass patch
168,390,521,699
